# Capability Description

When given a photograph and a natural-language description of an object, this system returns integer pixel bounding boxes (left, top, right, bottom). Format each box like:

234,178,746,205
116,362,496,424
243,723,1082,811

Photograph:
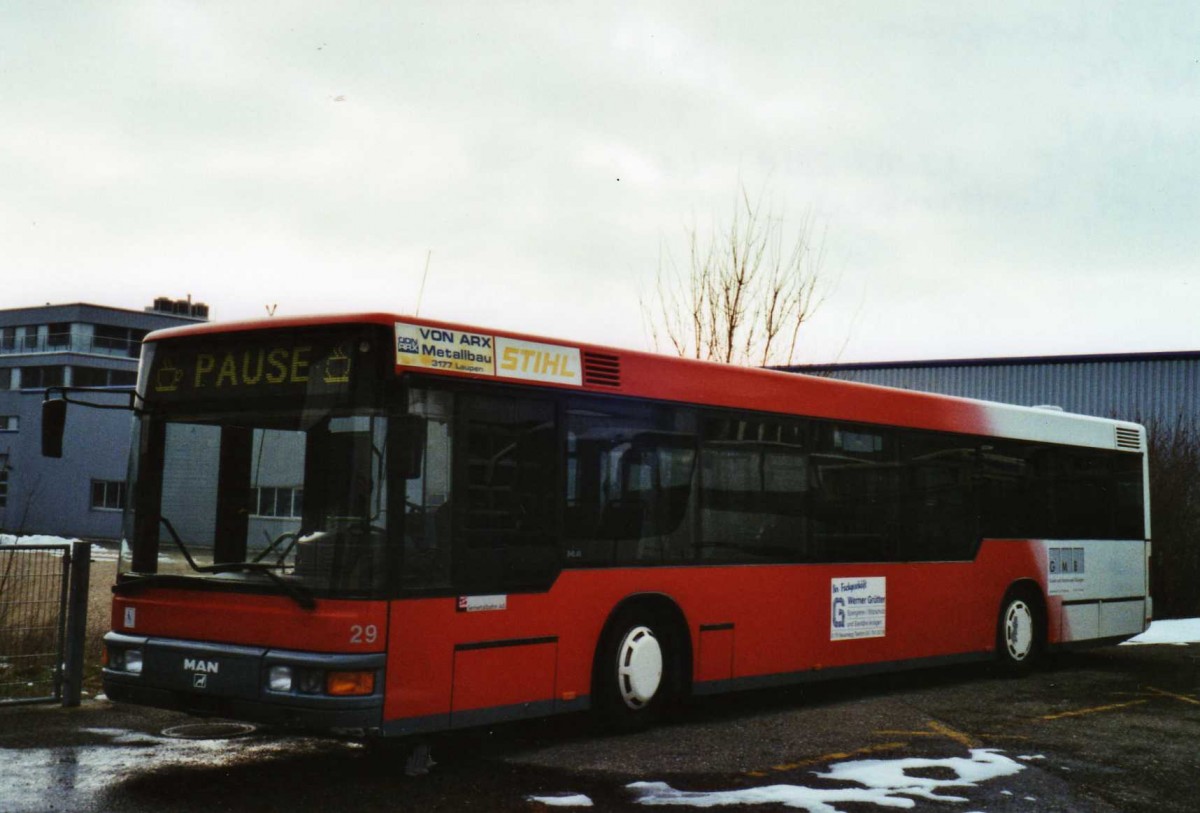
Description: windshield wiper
157,515,203,571
145,515,317,610
206,562,317,611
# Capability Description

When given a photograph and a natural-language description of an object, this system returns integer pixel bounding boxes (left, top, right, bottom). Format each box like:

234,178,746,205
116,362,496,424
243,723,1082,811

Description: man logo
183,658,219,673
193,673,208,689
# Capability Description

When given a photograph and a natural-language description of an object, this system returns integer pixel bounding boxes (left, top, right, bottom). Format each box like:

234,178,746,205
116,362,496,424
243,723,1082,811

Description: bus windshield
121,409,389,598
119,325,393,600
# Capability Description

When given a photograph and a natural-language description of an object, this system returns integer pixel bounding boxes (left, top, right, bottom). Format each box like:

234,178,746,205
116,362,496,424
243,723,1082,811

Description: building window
0,369,10,390
20,366,65,390
0,459,7,509
251,486,303,518
92,325,147,358
72,366,137,388
73,367,108,388
47,323,72,349
0,328,15,352
0,416,17,432
91,480,126,511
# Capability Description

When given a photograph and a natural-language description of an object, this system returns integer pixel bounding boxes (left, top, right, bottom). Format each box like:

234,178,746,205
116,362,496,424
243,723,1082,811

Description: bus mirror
395,415,426,479
42,398,67,458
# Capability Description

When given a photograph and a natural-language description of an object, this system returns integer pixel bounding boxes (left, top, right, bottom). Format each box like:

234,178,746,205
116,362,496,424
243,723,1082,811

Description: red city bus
90,313,1150,736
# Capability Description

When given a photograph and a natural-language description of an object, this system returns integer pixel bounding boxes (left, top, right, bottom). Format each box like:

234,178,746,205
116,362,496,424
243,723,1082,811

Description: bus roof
144,312,1143,452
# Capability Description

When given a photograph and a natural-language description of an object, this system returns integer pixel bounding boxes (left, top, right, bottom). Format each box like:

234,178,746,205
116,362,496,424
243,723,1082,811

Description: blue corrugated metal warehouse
785,351,1200,425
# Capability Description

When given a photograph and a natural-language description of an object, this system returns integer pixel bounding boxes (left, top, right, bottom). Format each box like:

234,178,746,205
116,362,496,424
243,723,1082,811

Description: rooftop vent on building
148,296,209,320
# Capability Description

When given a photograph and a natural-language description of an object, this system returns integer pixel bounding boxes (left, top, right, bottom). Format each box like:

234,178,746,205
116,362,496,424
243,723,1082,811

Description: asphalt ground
1,642,1198,812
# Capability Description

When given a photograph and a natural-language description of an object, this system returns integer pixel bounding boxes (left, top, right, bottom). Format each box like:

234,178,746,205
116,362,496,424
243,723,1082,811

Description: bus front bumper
102,632,385,735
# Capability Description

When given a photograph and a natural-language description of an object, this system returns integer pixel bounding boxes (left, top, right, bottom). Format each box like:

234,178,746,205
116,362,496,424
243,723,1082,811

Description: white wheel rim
616,625,663,709
1005,600,1034,661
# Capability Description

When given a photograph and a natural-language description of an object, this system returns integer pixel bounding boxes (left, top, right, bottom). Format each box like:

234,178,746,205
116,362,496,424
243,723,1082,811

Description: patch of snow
90,546,120,562
1122,618,1200,646
529,793,595,807
628,782,917,811
627,749,1025,811
1018,755,1046,761
0,533,79,546
817,749,1025,803
0,534,120,562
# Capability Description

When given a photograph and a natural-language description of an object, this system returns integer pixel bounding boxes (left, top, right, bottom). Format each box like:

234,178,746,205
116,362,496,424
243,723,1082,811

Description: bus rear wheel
996,588,1043,672
593,606,681,729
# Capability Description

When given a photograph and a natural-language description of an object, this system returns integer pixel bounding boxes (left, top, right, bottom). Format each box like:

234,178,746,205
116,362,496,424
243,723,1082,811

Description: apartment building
0,299,207,539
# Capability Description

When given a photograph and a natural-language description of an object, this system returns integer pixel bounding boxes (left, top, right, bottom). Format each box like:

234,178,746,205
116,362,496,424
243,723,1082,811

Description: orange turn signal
326,670,375,696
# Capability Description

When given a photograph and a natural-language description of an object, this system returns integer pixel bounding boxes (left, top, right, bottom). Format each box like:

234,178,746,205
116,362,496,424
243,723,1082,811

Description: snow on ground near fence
0,534,119,561
0,534,79,546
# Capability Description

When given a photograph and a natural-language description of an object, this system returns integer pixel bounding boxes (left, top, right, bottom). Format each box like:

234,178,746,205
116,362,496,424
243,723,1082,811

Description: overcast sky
3,2,1198,362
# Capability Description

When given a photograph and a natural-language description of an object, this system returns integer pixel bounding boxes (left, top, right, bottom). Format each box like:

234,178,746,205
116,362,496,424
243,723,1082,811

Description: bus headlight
296,669,324,694
124,649,143,675
108,646,143,675
268,665,293,692
265,660,379,697
268,665,324,694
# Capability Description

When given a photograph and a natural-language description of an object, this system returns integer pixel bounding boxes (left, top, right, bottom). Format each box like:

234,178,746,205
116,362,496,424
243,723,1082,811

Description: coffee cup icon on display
323,345,352,384
155,359,183,392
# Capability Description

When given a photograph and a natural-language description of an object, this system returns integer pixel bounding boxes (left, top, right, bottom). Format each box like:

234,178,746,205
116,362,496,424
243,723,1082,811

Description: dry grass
83,554,117,694
0,544,117,699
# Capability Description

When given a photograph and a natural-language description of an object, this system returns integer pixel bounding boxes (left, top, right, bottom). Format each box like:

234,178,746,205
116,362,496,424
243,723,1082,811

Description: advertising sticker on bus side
395,322,495,376
395,321,582,386
831,577,887,640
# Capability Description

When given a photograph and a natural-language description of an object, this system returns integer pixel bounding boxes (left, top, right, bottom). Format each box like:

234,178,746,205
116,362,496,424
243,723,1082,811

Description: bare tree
15,473,43,536
644,183,830,367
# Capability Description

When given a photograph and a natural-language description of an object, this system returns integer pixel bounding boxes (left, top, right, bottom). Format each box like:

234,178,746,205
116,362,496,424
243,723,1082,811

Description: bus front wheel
996,587,1044,672
593,606,681,728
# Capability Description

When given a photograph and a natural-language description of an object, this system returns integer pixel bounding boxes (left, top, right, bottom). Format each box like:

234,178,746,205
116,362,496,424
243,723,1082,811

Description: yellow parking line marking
744,685,1193,782
745,742,907,777
1040,699,1148,720
875,721,980,748
979,734,1030,741
926,721,980,749
1146,686,1200,707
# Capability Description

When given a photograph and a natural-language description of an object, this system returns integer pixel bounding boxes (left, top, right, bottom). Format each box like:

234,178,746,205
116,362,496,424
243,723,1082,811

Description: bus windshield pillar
213,426,253,564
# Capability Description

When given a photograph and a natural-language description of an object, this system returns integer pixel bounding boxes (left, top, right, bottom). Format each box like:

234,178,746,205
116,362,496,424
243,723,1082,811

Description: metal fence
0,541,91,706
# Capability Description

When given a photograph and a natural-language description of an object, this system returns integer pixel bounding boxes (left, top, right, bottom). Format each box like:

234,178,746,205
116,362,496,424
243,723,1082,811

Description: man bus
43,313,1148,735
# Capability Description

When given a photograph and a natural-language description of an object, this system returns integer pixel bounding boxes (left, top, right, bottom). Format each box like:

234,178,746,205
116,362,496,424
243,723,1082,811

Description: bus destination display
147,330,368,402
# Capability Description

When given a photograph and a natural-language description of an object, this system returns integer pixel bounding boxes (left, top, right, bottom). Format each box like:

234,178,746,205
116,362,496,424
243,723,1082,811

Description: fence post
62,540,91,707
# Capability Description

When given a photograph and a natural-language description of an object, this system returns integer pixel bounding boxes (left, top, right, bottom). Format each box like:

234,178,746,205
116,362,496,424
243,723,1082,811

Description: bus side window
699,415,810,564
564,399,696,566
809,423,901,563
898,431,976,561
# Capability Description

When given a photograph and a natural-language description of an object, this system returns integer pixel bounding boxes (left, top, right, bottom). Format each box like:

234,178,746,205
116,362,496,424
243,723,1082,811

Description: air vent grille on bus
1115,427,1142,451
582,351,621,388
